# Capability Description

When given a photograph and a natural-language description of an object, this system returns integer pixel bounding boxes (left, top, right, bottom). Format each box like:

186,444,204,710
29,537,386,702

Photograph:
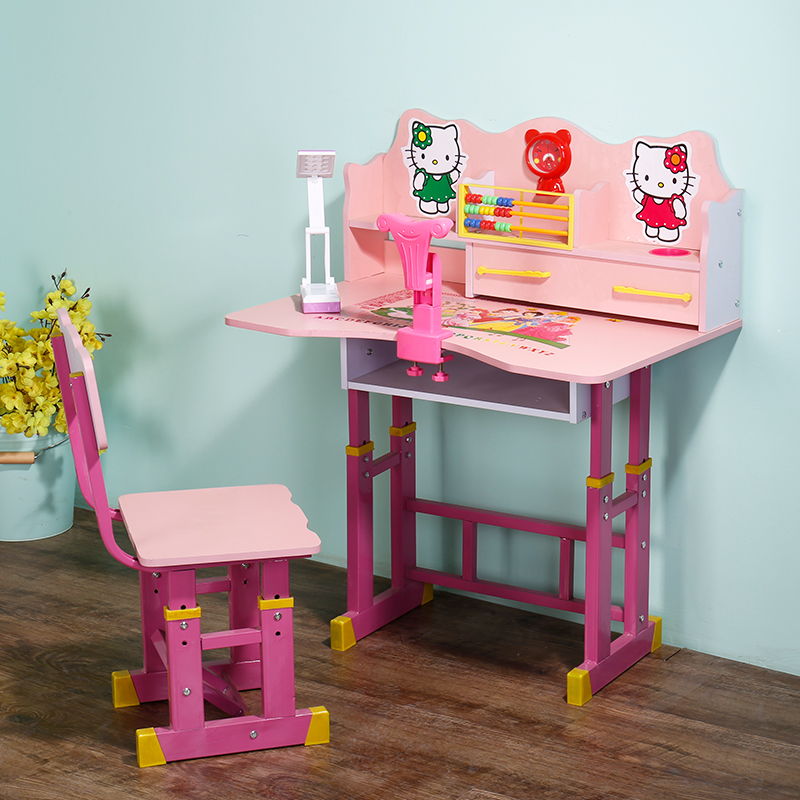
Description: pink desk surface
226,275,741,384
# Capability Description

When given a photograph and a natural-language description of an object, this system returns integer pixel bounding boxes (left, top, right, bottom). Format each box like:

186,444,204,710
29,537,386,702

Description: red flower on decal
664,146,687,173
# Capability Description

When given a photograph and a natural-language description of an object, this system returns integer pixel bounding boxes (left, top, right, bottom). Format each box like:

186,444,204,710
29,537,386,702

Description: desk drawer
470,245,700,326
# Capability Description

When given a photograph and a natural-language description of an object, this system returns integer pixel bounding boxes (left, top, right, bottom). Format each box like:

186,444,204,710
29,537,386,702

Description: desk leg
331,391,430,650
567,370,659,705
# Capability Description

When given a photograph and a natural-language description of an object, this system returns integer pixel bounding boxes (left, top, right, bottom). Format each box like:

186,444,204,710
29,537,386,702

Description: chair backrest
53,308,138,569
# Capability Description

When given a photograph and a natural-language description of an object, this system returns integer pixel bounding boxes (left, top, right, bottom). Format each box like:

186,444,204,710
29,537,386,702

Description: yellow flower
59,278,77,296
0,272,106,438
1,411,28,435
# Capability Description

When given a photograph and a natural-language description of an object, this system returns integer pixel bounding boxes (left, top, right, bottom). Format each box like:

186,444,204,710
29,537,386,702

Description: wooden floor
1,509,799,800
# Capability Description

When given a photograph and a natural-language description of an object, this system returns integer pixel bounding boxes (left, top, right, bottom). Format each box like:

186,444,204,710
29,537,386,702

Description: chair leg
113,569,169,708
134,559,329,767
260,560,296,719
226,562,262,690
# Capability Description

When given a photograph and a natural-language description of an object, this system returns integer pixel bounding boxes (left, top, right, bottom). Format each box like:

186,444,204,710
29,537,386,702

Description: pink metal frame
337,366,654,702
51,329,326,765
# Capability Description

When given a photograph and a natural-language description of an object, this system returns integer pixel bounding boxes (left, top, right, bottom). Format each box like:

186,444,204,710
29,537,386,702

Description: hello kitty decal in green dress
627,140,698,243
405,121,466,216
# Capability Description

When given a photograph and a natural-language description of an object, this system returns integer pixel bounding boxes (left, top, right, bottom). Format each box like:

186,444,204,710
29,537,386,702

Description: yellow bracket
586,472,614,489
345,441,375,457
477,266,551,278
136,727,167,768
389,422,417,437
164,606,201,621
111,670,140,708
625,458,653,475
305,706,330,745
258,596,295,611
567,668,592,706
330,615,357,651
613,285,692,302
422,583,434,604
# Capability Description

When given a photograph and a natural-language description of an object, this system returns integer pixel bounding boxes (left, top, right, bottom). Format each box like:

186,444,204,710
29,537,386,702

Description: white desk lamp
296,150,340,313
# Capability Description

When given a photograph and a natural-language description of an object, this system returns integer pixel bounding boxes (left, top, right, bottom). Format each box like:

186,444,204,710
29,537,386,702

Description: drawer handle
477,266,551,279
613,285,692,302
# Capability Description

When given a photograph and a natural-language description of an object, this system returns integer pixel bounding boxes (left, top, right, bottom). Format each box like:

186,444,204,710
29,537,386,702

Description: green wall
2,0,798,675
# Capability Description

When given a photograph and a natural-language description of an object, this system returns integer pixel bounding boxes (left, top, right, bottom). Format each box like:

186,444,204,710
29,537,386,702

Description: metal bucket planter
0,428,76,541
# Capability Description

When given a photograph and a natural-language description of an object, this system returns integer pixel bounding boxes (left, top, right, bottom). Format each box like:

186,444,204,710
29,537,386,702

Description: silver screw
250,730,258,739
183,688,191,696
603,495,609,504
639,615,645,623
642,490,647,498
718,261,724,268
603,513,609,521
605,381,610,389
274,612,282,621
643,474,648,482
641,542,647,550
152,572,161,579
364,471,370,478
242,563,250,569
406,452,412,459
180,621,188,630
406,437,412,443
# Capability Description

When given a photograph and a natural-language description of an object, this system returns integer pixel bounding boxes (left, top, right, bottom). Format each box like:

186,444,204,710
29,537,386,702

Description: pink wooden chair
51,308,329,767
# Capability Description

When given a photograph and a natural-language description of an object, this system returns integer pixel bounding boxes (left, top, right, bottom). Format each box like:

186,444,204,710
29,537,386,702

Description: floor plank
1,509,798,799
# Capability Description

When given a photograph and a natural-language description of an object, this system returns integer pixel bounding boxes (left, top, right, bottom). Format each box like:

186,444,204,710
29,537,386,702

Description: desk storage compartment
341,339,629,424
468,242,700,327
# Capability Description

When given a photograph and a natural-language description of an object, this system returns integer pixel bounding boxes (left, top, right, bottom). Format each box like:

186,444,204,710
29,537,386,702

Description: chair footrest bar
202,627,262,651
196,576,232,594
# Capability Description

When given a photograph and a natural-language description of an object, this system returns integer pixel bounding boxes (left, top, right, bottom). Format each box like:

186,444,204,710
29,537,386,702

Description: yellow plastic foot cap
567,668,593,706
136,727,167,768
650,615,663,652
112,670,140,708
305,706,330,745
330,616,356,651
422,582,434,605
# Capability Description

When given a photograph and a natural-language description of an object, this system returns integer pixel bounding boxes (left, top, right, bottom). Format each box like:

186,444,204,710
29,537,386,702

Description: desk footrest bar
407,566,623,621
408,567,585,614
408,498,585,540
408,497,626,547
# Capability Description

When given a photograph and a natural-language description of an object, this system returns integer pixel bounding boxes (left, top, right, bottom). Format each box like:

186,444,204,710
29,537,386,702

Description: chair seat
118,484,320,568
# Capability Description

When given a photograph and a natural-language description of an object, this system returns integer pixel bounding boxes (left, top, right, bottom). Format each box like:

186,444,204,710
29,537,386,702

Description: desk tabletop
226,274,741,384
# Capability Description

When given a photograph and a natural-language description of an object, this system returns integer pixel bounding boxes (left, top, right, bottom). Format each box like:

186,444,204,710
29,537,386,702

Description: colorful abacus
458,185,574,250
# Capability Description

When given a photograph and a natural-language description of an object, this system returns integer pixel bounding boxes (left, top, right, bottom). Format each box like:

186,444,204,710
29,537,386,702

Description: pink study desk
227,274,740,705
227,111,742,704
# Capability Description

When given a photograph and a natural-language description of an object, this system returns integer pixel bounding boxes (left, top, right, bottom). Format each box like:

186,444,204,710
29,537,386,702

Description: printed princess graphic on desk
405,120,467,215
627,140,698,243
350,292,580,349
